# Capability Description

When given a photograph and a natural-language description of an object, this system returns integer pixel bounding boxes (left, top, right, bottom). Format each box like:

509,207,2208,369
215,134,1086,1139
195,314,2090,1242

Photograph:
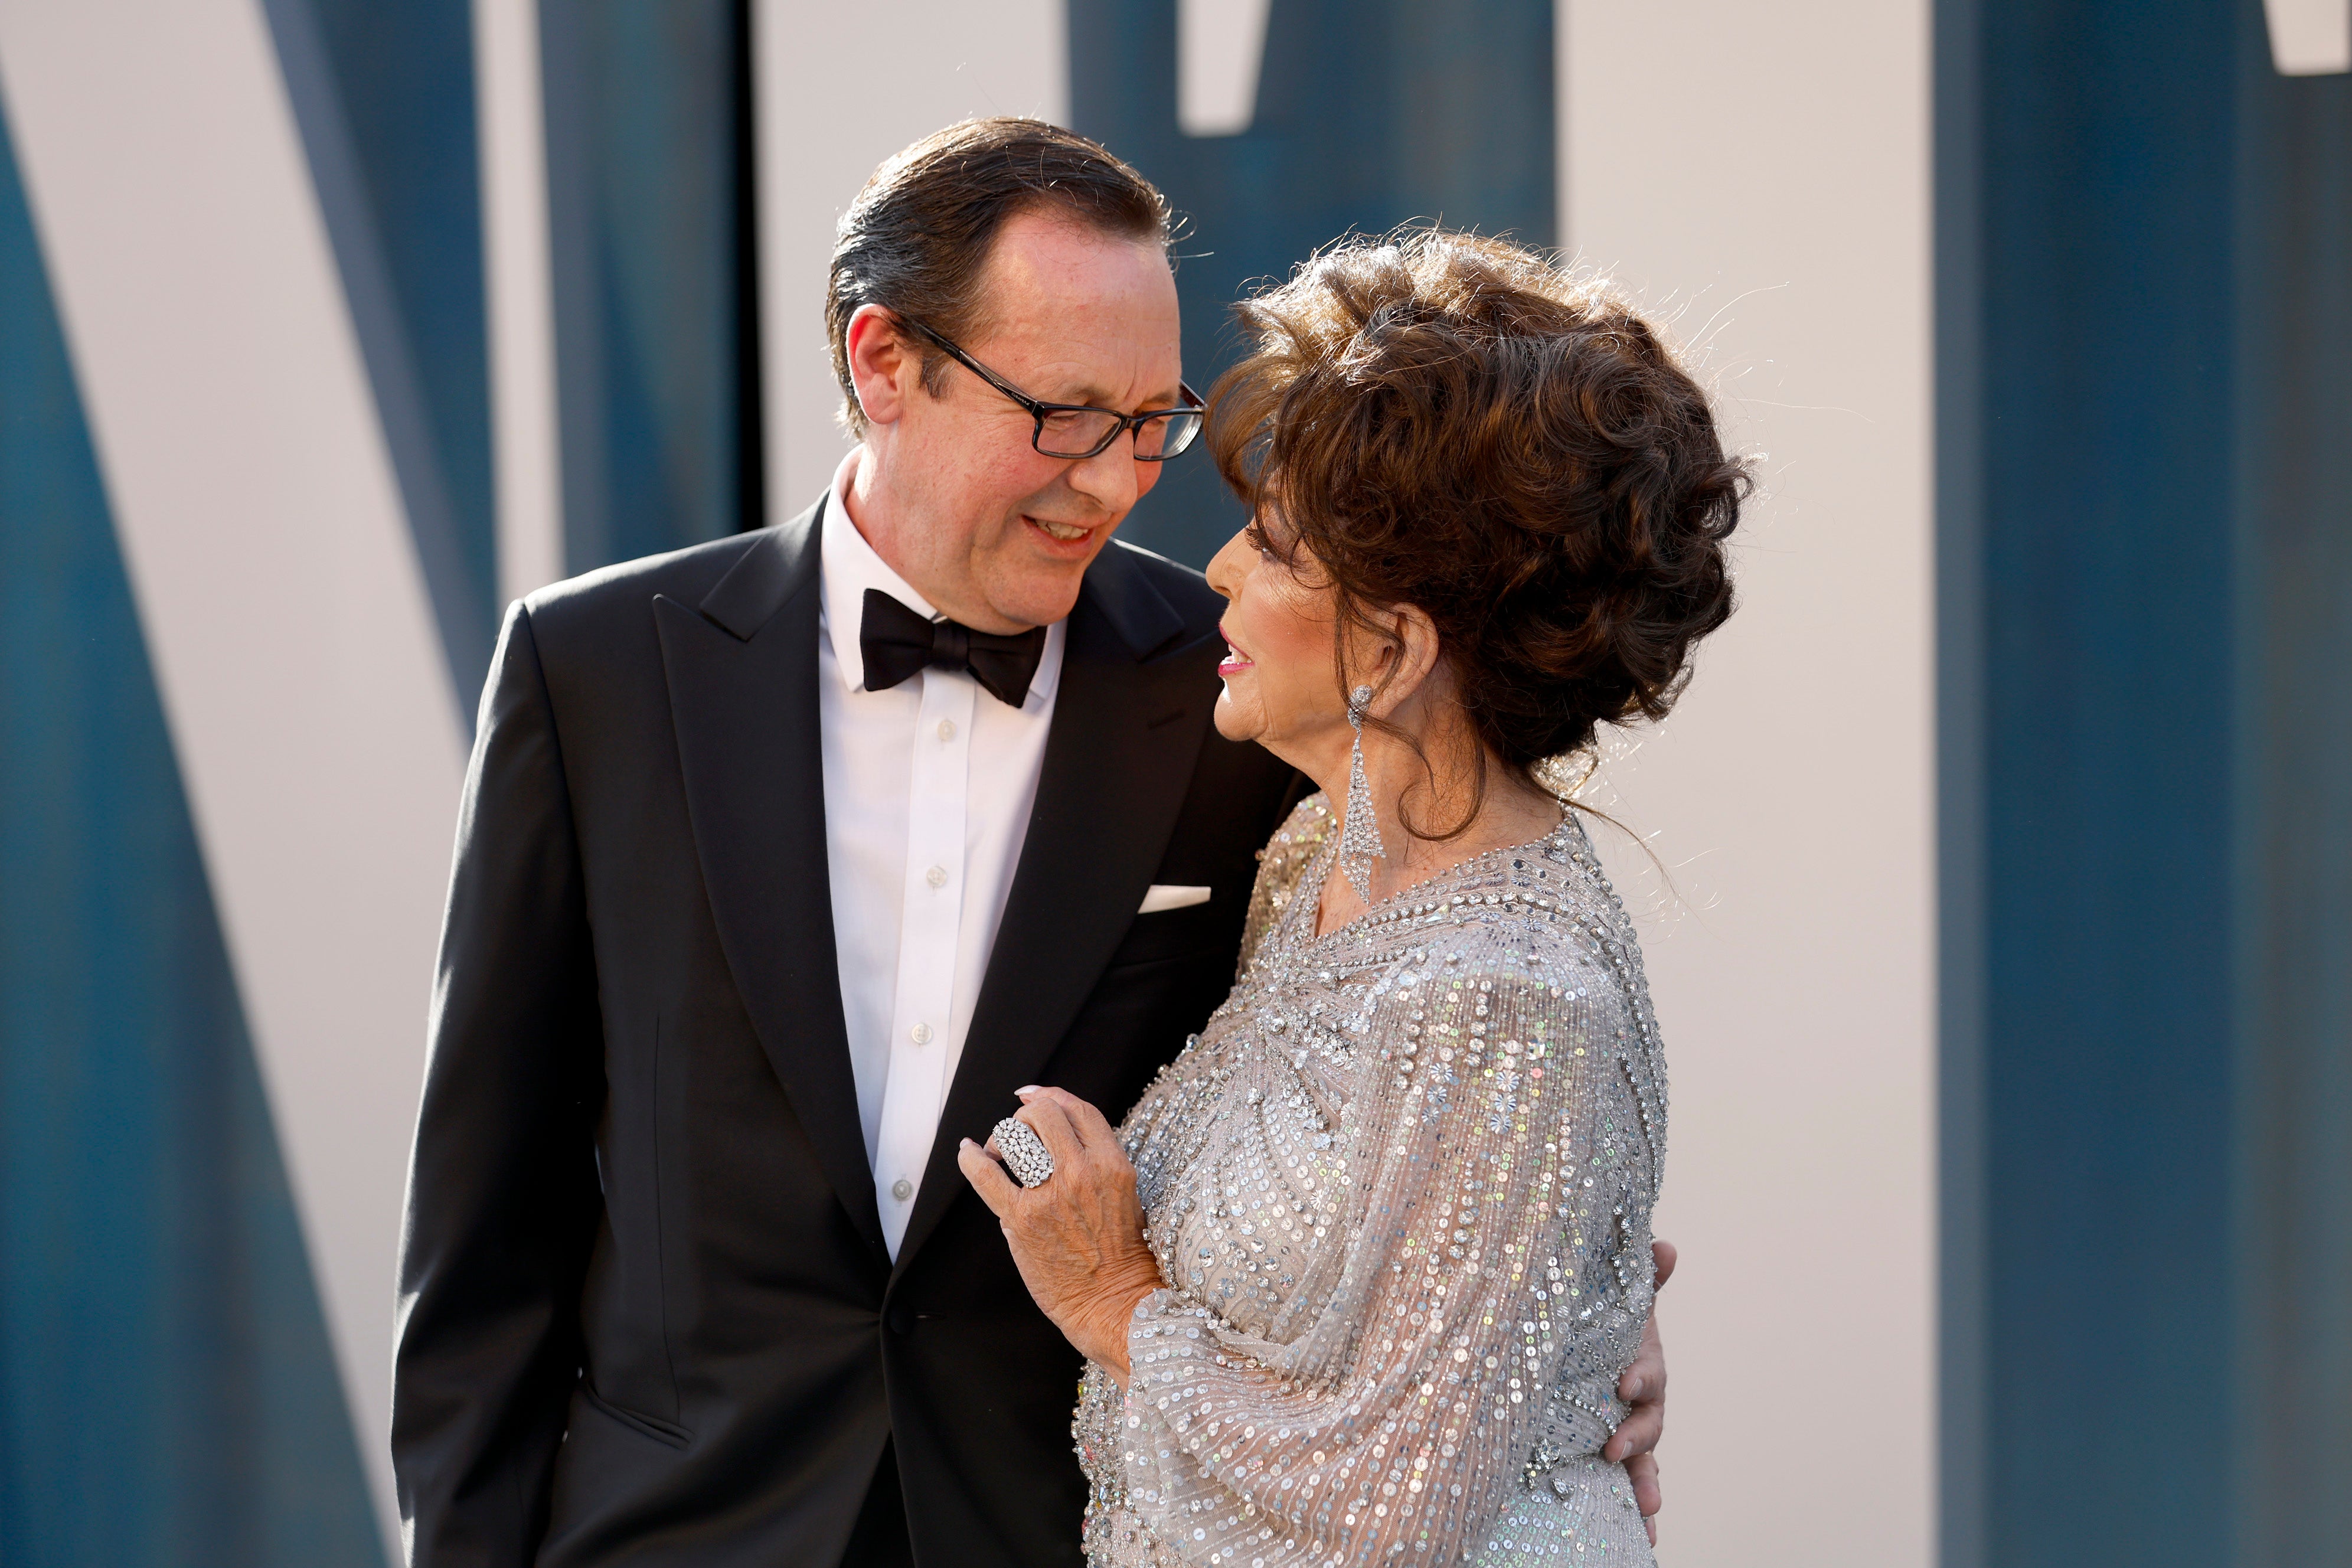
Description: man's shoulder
521,529,779,638
1094,537,1223,639
1101,537,1215,603
504,522,819,705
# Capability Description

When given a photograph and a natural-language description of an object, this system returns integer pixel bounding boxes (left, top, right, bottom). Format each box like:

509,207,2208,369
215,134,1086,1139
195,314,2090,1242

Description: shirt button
890,1178,913,1201
936,718,956,741
926,865,948,888
910,1022,933,1045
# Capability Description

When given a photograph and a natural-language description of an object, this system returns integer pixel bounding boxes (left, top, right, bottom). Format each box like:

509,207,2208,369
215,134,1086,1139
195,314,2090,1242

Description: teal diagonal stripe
0,87,386,1568
262,0,496,722
541,0,762,573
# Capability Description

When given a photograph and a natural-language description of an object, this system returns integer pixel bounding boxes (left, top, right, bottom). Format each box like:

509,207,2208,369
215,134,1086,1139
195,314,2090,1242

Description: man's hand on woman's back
1604,1238,1676,1546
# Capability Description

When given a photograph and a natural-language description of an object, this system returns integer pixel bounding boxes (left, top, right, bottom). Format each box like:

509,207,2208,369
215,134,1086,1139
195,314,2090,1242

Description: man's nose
1064,433,1142,518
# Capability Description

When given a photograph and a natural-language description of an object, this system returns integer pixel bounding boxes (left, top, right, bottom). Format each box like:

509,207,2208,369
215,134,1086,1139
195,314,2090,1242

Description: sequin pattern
1072,794,1666,1566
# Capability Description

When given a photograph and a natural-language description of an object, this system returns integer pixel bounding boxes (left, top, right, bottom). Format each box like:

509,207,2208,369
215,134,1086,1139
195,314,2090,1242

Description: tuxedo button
936,718,956,741
910,1022,933,1045
890,1178,913,1202
887,1305,916,1335
925,865,948,888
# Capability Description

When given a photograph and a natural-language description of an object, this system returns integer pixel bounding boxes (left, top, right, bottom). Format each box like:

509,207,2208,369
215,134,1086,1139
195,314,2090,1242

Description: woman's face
1203,504,1354,771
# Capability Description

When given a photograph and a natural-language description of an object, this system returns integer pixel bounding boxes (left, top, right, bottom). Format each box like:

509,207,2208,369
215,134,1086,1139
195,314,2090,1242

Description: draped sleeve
1106,912,1661,1566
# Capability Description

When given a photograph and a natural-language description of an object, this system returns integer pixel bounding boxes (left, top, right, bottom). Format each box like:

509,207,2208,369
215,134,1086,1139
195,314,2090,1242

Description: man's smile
1023,514,1104,554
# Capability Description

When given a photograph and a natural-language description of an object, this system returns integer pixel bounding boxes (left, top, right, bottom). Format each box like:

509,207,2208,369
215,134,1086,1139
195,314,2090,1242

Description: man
392,118,1667,1567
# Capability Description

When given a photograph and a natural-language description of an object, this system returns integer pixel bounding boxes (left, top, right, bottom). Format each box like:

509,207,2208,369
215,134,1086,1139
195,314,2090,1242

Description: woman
958,230,1744,1566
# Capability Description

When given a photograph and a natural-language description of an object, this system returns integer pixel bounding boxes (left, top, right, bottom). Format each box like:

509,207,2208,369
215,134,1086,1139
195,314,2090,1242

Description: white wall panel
753,0,1066,517
2264,0,2352,75
0,0,471,1549
1562,4,1936,1564
1180,0,1275,136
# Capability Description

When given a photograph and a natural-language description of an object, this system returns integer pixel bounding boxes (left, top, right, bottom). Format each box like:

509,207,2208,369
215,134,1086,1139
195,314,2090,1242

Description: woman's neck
1307,720,1562,939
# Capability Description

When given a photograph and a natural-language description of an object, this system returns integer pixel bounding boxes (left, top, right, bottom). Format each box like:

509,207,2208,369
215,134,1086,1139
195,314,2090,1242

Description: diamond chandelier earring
1338,683,1387,901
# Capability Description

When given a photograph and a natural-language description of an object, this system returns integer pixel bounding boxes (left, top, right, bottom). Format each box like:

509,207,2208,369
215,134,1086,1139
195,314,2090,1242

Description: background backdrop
0,2,2344,1565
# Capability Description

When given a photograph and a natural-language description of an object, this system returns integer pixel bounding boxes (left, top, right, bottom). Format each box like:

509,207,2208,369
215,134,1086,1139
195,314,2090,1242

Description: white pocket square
1138,884,1211,914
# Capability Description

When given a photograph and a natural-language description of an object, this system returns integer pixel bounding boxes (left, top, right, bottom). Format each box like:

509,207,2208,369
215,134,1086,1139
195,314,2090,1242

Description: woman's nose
1205,529,1250,599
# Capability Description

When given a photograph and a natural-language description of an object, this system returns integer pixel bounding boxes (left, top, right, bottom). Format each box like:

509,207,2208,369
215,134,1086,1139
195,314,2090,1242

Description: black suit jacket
392,496,1304,1567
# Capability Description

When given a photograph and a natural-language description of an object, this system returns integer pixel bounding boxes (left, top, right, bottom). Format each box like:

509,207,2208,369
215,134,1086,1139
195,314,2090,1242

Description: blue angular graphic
541,0,762,572
0,89,386,1568
1072,0,1557,567
262,0,496,721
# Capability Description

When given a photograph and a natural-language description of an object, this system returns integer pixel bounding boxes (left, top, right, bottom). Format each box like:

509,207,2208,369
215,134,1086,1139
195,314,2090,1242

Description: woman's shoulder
1237,793,1336,974
1387,913,1660,1134
1404,850,1644,1009
1257,792,1337,899
1263,790,1337,867
1412,917,1613,1000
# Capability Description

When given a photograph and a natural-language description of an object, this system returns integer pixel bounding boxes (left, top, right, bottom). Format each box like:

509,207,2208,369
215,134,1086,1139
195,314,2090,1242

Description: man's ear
846,304,917,429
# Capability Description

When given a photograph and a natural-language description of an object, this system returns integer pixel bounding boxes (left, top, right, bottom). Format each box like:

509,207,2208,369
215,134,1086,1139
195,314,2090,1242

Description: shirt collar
818,446,1064,703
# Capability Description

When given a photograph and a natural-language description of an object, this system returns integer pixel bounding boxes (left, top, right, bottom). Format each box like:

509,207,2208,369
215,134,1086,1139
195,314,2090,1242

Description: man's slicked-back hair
825,117,1171,436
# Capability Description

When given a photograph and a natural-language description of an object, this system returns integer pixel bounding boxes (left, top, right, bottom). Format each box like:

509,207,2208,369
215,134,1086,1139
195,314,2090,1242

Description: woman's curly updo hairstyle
1208,229,1746,813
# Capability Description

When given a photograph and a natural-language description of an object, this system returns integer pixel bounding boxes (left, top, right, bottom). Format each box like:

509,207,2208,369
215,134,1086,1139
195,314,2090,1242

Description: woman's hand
957,1086,1164,1384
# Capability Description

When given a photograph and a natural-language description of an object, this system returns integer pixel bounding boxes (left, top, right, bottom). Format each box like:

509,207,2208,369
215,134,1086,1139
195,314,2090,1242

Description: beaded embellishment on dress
1072,793,1666,1566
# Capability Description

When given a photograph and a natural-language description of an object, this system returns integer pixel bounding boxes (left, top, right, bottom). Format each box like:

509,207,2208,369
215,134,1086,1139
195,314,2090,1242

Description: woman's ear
1364,603,1442,717
845,305,914,429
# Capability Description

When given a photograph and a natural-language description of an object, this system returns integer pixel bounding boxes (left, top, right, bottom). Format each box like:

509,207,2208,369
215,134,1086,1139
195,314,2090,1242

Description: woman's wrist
1074,1254,1163,1383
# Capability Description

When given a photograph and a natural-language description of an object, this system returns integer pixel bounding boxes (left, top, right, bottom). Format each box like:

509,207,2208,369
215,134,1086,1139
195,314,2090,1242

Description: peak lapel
654,498,887,1263
893,547,1209,1271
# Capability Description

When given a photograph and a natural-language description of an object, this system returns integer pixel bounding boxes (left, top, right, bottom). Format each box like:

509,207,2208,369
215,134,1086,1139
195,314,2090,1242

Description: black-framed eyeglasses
900,316,1204,461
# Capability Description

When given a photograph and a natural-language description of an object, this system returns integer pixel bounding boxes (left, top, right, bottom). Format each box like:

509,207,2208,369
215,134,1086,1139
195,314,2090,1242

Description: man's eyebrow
1049,380,1187,410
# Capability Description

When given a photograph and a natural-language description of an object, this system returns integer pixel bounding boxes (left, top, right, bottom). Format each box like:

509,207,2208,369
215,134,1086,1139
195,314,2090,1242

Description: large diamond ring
991,1116,1055,1188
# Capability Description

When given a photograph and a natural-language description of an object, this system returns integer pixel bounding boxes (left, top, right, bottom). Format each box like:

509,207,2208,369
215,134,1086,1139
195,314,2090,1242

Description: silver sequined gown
1073,795,1665,1566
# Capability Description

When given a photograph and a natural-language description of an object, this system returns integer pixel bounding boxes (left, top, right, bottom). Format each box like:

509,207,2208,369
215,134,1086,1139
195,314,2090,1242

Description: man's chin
982,577,1086,632
984,554,1100,630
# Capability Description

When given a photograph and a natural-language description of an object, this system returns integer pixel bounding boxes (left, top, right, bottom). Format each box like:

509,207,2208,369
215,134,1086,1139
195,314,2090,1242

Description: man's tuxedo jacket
391,497,1303,1567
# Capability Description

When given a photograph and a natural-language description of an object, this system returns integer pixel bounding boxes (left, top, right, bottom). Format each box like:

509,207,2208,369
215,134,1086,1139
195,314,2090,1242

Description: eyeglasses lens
1035,408,1122,458
1139,411,1204,459
1034,409,1204,460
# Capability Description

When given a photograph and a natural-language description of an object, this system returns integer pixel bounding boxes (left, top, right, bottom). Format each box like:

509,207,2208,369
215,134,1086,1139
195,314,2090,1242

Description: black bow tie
858,589,1047,708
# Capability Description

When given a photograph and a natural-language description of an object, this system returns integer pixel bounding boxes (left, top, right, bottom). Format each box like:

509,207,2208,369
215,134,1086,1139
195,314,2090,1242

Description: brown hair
1208,228,1746,833
825,117,1171,436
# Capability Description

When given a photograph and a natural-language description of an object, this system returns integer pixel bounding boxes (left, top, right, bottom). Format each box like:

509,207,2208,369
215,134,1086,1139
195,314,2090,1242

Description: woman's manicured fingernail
959,1138,975,1149
1016,1085,1040,1097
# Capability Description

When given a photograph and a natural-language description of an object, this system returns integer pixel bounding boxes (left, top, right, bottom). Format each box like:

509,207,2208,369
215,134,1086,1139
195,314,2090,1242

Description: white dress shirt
816,449,1066,1257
